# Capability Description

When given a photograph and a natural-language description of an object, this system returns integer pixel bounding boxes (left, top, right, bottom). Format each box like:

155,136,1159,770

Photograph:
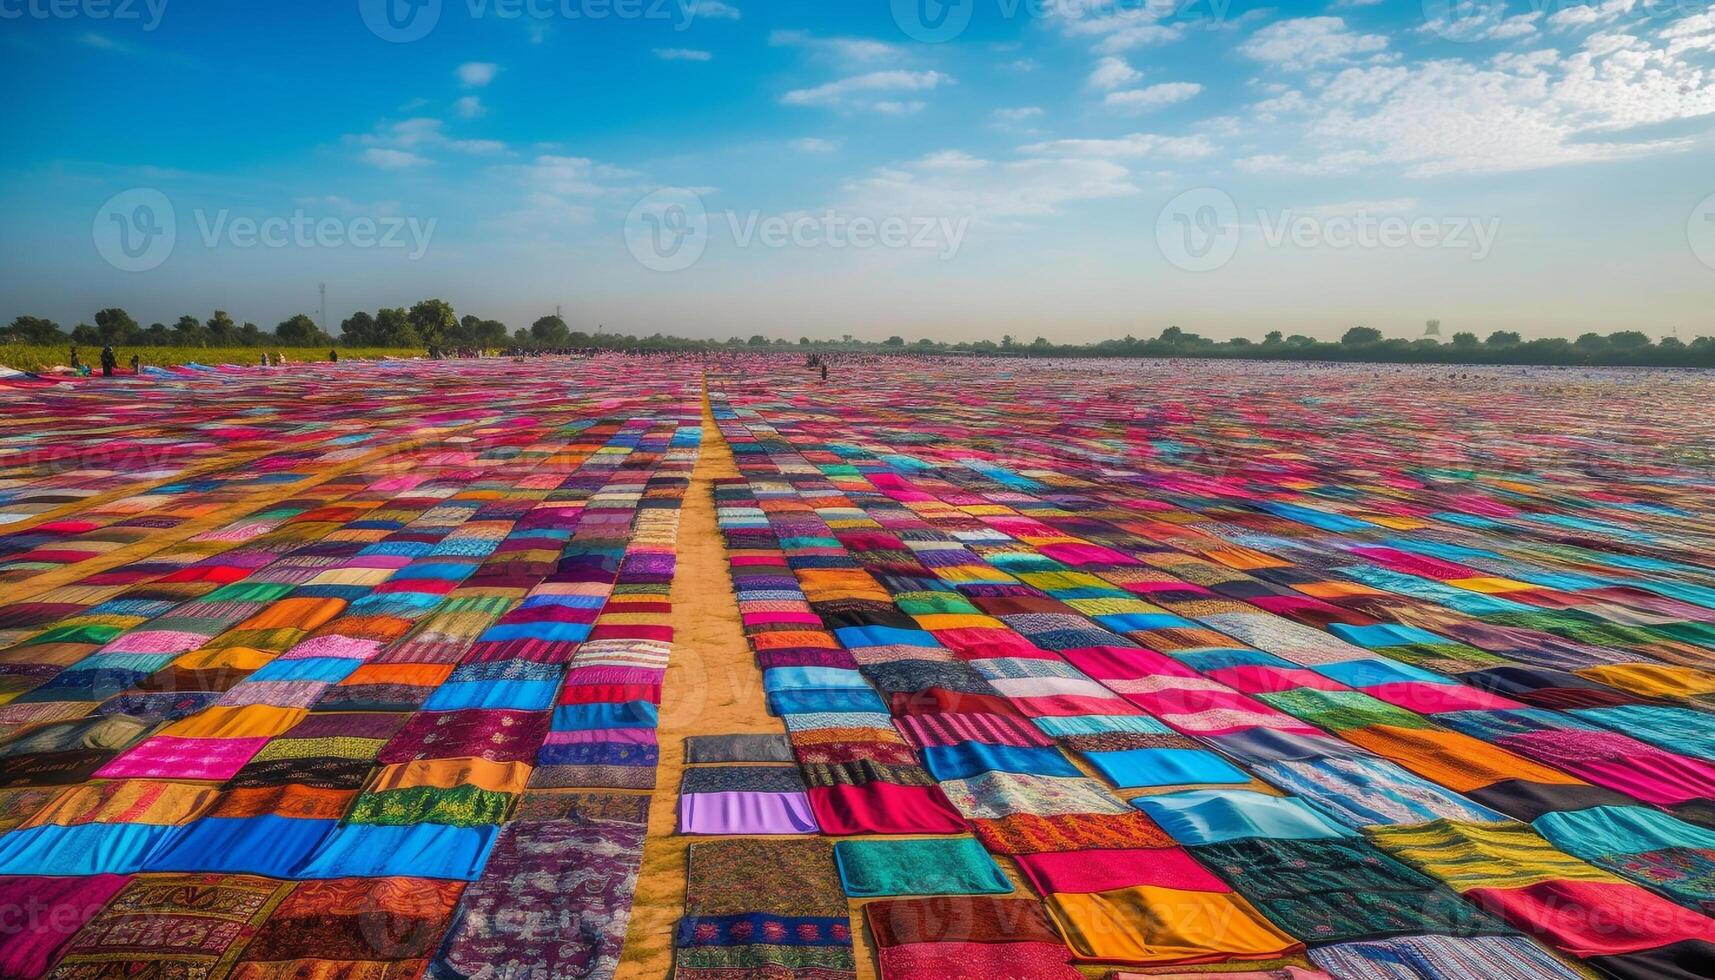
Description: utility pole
319,284,328,333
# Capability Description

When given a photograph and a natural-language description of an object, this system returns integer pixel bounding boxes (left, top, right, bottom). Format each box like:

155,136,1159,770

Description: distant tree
409,299,458,347
1263,331,1283,345
1606,330,1651,350
1341,326,1383,346
1659,336,1687,352
93,308,141,345
142,322,172,345
238,322,265,346
376,308,422,347
172,315,208,346
276,314,332,346
340,311,378,346
799,337,811,346
2,315,65,344
206,310,240,346
1574,332,1608,351
1485,331,1521,347
1160,326,1185,344
1286,334,1314,346
915,338,936,347
460,317,509,347
531,315,571,345
70,324,100,344
748,334,768,346
884,336,905,347
1451,332,1480,348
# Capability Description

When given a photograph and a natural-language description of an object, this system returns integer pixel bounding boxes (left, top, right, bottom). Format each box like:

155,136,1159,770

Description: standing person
100,346,117,378
329,348,338,363
69,346,81,372
821,363,829,382
130,354,141,375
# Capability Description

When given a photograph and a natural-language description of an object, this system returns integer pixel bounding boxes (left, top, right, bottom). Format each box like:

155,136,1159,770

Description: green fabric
347,784,514,827
1258,688,1433,731
834,836,1014,898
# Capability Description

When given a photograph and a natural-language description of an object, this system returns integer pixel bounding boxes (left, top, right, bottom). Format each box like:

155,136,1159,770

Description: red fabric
557,683,662,705
1016,847,1228,896
877,941,1083,979
1467,879,1715,957
807,781,966,836
890,689,1023,718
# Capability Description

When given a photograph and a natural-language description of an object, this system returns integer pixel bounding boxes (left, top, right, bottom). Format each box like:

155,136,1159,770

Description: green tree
1263,331,1283,345
70,324,100,344
409,299,458,347
376,308,422,347
531,315,571,345
1485,331,1521,347
2,315,65,344
1341,326,1383,346
1451,332,1480,348
799,337,811,346
171,315,208,346
238,322,265,346
748,334,768,346
206,310,240,345
341,312,378,346
884,335,905,347
94,308,141,345
142,322,172,344
1605,330,1652,350
276,314,331,346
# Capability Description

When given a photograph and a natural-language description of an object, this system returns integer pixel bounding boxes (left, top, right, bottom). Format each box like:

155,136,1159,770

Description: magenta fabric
0,874,130,977
1367,682,1525,713
95,736,269,780
1015,847,1228,895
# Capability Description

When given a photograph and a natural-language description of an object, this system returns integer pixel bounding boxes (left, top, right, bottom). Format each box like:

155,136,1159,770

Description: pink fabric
0,875,130,978
808,782,967,836
1498,731,1715,805
542,727,657,746
1014,694,1139,718
1062,646,1197,680
100,630,208,655
1016,847,1228,895
1209,665,1347,694
878,941,1083,979
1366,681,1525,714
96,736,268,780
1469,878,1715,957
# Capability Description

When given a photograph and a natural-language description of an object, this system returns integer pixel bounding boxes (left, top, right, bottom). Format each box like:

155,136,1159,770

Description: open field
0,345,423,373
2,356,1715,978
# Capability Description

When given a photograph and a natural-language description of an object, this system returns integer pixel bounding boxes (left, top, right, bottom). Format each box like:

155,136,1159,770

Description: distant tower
1424,319,1442,338
319,284,328,332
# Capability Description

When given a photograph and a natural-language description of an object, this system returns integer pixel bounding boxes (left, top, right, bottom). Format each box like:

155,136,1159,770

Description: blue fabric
768,689,888,715
424,678,561,711
1254,757,1507,829
922,742,1081,781
1313,658,1446,688
551,701,658,730
1533,805,1715,860
520,592,605,609
248,658,361,684
1328,623,1451,648
292,822,499,880
478,622,592,643
0,823,175,875
833,626,940,649
144,816,336,875
1574,705,1715,760
389,562,479,581
1085,749,1249,788
1033,714,1172,737
1132,790,1356,845
764,667,872,693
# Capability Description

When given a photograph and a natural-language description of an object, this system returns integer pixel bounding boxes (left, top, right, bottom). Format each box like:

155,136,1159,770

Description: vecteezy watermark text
891,0,1230,43
0,0,168,30
359,0,710,42
1156,188,1502,273
94,189,437,272
625,189,969,272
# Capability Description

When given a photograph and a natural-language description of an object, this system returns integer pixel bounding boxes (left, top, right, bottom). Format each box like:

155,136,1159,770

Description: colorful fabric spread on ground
7,355,1715,978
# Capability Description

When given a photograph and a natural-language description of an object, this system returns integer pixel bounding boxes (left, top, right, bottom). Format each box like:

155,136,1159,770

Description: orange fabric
236,597,350,632
337,663,454,688
1341,724,1583,792
367,758,533,795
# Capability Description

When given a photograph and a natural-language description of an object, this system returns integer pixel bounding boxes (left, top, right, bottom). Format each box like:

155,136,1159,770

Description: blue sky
3,0,1713,341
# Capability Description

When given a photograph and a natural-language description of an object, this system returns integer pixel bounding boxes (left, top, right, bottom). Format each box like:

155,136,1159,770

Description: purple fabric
679,791,821,835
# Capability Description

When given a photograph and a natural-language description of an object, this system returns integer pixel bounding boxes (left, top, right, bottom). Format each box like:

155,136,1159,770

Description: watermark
1691,192,1715,272
359,0,706,42
1423,0,1699,42
94,189,437,271
94,188,176,273
1156,189,1502,272
891,0,1230,44
625,189,970,272
0,0,168,30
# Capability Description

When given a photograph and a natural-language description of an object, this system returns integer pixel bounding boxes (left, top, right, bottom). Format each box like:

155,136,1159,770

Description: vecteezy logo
1156,188,1239,273
93,188,177,273
625,189,709,272
1421,0,1509,42
359,0,441,42
891,0,975,43
1691,192,1715,272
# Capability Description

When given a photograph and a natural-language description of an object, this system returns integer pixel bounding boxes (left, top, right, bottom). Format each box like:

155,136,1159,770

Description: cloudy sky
3,0,1714,341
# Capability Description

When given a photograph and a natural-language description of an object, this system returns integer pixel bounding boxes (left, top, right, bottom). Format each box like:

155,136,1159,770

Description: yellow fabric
368,758,533,795
162,704,307,740
1045,886,1303,965
913,614,1006,631
1366,820,1620,892
1577,663,1715,698
1445,576,1535,594
25,780,218,827
173,647,274,671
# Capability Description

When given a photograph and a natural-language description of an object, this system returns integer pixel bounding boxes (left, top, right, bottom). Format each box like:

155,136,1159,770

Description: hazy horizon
4,0,1714,342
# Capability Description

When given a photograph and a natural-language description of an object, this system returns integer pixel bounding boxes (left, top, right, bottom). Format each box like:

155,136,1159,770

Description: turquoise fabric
1533,805,1715,860
1085,748,1249,788
834,837,1013,897
1132,789,1356,845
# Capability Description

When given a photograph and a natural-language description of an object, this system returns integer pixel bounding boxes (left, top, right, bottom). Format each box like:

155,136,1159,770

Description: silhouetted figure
329,348,339,363
100,346,117,378
69,346,81,371
130,354,141,375
821,364,829,382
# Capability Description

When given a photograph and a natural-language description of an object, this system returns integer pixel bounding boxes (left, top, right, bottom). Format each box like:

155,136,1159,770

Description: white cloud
1105,81,1204,112
494,155,641,230
1049,2,1190,54
1088,55,1143,91
454,96,486,119
790,137,841,153
770,30,902,66
781,70,951,112
362,148,430,170
351,117,509,164
654,48,712,61
1239,17,1388,70
457,62,500,87
992,106,1045,123
687,0,740,20
1020,133,1217,161
1238,30,1715,177
839,151,1138,225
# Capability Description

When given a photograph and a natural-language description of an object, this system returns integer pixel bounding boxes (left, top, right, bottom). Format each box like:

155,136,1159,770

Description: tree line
6,306,1712,368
